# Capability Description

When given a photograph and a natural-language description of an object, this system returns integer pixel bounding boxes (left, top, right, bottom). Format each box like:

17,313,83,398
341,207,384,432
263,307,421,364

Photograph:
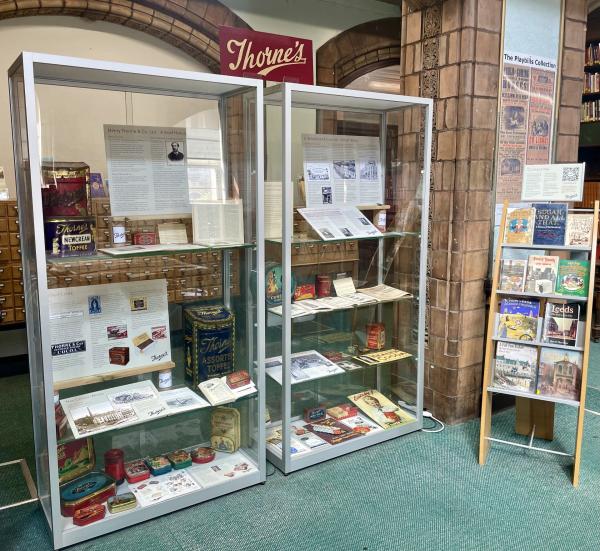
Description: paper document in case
192,200,245,245
298,206,380,241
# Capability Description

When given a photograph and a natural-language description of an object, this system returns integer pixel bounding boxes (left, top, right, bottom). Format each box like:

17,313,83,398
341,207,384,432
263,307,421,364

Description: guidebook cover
499,259,528,292
497,298,540,341
555,259,590,297
542,302,580,347
493,341,538,393
536,348,582,401
532,203,567,246
525,255,559,294
504,207,535,245
566,213,594,247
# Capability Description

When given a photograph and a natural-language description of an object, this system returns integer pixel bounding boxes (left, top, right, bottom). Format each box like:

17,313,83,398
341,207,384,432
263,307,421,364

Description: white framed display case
8,52,264,548
263,83,432,473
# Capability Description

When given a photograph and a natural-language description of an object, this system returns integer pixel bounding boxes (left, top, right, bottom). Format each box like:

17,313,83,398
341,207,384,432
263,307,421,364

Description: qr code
562,166,580,182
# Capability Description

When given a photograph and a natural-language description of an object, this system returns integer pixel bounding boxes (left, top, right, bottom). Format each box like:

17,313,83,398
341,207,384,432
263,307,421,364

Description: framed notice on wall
521,163,585,202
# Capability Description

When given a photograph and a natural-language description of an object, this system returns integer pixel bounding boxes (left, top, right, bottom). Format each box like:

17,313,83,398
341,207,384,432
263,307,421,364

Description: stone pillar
400,0,502,424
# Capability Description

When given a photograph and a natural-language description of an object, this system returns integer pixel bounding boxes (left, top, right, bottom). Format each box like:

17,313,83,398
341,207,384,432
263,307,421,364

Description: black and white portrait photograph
166,141,185,164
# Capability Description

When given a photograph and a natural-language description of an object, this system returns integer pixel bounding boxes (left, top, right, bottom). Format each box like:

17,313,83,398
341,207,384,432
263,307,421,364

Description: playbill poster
49,279,171,383
104,125,192,216
302,134,383,207
496,52,557,203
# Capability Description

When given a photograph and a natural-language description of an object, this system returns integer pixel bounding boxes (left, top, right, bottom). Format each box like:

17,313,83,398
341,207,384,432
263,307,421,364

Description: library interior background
4,0,600,549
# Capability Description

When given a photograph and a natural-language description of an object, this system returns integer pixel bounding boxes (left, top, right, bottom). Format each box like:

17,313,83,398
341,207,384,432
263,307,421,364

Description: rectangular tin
124,460,150,484
42,162,91,217
184,305,235,387
107,492,137,513
226,370,250,389
57,438,95,485
167,450,192,470
108,346,130,366
145,455,172,476
73,503,106,526
44,217,96,257
133,232,157,245
60,471,116,517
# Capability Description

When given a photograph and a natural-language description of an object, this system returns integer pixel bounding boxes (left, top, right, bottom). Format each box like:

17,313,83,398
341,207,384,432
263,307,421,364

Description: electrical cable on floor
585,408,600,416
421,411,445,433
266,462,276,477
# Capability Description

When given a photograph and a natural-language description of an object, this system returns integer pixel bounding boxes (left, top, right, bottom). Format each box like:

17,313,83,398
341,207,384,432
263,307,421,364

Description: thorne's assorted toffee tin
44,217,96,257
41,162,91,217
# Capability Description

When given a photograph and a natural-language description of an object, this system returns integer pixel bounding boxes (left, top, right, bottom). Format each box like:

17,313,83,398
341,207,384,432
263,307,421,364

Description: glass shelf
492,336,584,352
46,242,256,264
266,230,419,246
496,290,588,302
486,386,580,407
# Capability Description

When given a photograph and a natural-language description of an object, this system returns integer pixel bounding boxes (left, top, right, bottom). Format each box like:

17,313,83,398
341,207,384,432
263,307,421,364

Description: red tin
104,449,125,485
73,504,106,526
316,274,332,298
133,232,157,246
226,370,251,389
124,460,150,484
191,447,215,464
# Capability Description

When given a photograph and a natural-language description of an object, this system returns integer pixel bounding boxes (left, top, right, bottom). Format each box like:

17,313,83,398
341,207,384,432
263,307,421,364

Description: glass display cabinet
263,83,432,473
9,53,264,548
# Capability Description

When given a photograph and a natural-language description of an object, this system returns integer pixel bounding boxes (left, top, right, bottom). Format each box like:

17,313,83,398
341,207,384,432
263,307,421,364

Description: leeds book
524,255,559,294
532,203,567,246
504,207,535,245
542,302,580,347
493,341,538,393
536,348,582,401
555,259,590,298
499,258,527,292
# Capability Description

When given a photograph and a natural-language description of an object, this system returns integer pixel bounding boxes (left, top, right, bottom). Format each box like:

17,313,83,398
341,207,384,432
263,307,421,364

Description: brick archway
316,18,400,88
0,0,251,72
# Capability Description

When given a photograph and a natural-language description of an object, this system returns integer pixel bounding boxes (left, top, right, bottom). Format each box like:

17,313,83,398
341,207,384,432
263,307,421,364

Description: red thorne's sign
219,26,314,84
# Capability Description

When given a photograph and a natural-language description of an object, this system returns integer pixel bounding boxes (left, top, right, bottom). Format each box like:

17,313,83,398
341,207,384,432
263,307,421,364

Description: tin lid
185,305,233,324
44,217,95,223
104,448,124,462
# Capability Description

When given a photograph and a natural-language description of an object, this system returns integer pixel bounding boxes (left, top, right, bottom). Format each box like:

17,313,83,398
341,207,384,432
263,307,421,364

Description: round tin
158,369,173,389
316,274,332,298
191,447,215,464
104,449,125,485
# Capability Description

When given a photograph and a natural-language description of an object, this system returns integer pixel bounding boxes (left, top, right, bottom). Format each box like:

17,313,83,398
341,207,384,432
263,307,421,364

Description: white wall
0,16,209,196
222,0,399,49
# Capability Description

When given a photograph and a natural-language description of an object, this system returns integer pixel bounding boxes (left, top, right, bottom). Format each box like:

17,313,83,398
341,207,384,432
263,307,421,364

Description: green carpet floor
3,346,600,550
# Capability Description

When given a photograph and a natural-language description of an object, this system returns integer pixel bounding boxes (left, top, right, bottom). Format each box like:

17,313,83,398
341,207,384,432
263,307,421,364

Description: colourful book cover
497,299,539,341
542,302,580,347
347,389,415,430
532,203,567,246
536,348,582,401
524,255,559,294
504,207,535,245
555,259,590,297
493,341,538,393
566,213,594,247
499,259,527,292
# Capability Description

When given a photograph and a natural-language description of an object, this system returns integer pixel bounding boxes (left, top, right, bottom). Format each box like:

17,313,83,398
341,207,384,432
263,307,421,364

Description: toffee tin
60,471,116,517
167,450,192,470
107,492,137,514
145,455,172,476
191,447,215,464
124,460,150,484
73,503,106,526
44,217,96,258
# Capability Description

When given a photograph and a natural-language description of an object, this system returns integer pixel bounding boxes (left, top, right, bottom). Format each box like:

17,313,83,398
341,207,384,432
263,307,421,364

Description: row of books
505,204,592,248
493,341,582,401
584,71,600,94
497,298,580,347
500,256,589,297
581,100,600,123
585,42,600,66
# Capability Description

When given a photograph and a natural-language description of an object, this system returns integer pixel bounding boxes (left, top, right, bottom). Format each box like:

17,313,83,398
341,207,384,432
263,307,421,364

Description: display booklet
566,213,594,247
265,350,344,385
555,259,590,297
191,200,245,246
303,418,362,445
497,298,540,341
49,279,171,384
198,377,256,406
542,302,580,347
493,341,538,393
129,469,200,507
524,255,559,294
190,451,258,488
341,414,382,435
291,421,329,449
354,349,412,366
536,347,582,401
499,259,528,292
99,243,204,256
60,381,168,439
504,207,535,245
159,387,210,413
297,206,381,241
532,203,567,246
348,389,415,429
266,427,310,456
